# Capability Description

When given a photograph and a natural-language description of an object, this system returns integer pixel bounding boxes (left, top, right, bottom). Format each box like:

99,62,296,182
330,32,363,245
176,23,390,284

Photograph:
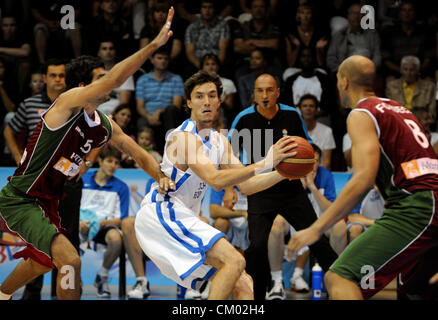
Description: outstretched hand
287,226,321,261
265,136,297,169
152,6,174,48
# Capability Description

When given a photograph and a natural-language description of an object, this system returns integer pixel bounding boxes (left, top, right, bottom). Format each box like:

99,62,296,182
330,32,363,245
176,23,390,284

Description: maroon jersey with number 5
9,106,113,200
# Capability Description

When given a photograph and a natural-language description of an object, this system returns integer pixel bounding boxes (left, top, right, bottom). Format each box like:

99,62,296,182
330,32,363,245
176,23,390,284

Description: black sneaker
127,280,150,299
266,280,286,300
94,274,110,298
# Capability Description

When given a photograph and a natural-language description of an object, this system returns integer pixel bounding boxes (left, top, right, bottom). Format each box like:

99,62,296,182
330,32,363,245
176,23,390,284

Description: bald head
338,55,376,89
255,73,278,88
254,73,280,110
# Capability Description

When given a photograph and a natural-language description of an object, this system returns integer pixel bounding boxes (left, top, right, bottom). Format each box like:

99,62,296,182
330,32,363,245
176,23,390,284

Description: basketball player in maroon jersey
0,8,176,300
288,55,438,299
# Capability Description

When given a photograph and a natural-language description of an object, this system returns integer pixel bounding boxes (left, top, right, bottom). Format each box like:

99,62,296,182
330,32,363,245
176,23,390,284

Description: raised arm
55,7,174,118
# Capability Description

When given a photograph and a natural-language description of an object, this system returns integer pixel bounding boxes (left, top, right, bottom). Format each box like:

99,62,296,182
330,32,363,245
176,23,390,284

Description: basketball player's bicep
59,79,114,109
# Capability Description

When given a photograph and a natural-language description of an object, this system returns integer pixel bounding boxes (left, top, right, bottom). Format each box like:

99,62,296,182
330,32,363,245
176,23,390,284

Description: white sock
98,267,109,277
293,267,304,279
137,276,147,284
0,290,12,300
271,271,282,284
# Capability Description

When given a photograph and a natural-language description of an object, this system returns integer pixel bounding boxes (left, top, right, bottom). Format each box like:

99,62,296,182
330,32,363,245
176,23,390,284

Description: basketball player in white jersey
134,71,298,300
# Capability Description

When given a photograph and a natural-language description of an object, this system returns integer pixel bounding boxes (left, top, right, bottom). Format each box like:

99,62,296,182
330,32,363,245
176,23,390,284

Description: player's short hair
65,55,104,90
184,70,223,100
99,145,122,161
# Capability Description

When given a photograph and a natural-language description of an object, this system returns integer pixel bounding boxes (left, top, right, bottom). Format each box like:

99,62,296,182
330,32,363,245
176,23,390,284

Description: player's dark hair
99,145,122,161
65,55,104,90
184,70,223,100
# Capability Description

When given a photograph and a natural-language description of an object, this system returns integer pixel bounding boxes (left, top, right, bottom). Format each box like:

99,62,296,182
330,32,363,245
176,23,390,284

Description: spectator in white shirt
298,93,336,169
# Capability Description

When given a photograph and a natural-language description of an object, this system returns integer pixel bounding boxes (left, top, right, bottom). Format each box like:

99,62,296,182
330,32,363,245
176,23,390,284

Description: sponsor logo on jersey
54,156,80,177
401,157,438,179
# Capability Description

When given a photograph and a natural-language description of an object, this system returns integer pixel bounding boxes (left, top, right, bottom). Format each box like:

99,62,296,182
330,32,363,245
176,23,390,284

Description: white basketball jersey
144,119,225,215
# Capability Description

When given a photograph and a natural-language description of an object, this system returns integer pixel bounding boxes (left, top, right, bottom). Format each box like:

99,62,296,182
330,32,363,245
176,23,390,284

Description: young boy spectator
79,146,131,298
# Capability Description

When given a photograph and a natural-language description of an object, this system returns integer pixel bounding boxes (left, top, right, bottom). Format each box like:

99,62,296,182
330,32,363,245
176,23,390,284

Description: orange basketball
275,136,315,179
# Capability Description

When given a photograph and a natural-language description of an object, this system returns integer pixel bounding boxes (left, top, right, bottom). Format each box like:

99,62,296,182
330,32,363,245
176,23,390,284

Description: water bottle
176,284,186,299
312,263,323,300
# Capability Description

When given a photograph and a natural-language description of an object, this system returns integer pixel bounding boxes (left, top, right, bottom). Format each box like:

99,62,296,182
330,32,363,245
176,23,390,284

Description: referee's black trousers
244,190,338,300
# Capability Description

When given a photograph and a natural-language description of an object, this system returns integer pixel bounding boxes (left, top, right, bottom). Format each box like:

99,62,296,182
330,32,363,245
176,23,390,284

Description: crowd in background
0,0,438,172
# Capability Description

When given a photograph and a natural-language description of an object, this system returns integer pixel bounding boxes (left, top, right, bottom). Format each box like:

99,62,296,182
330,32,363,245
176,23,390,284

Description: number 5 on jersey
80,139,93,153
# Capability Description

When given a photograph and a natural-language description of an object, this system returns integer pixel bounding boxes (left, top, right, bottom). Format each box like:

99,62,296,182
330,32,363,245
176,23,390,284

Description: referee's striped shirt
7,91,53,141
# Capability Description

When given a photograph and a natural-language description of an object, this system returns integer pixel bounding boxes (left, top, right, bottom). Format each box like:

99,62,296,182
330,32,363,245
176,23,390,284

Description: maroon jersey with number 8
351,97,438,198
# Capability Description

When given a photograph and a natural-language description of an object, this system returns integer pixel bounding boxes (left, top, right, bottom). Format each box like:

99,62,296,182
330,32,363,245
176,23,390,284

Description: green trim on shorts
0,184,58,258
330,189,434,284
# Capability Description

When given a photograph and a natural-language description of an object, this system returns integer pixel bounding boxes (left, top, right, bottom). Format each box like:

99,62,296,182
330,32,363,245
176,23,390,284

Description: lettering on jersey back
375,103,411,114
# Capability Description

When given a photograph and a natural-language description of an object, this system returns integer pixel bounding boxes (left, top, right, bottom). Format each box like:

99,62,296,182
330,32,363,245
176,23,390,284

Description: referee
228,74,338,300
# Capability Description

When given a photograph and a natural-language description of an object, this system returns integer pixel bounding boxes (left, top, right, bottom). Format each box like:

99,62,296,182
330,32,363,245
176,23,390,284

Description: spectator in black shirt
86,0,133,58
381,0,436,80
233,0,281,75
139,0,184,73
284,4,329,69
0,15,32,97
31,0,82,64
